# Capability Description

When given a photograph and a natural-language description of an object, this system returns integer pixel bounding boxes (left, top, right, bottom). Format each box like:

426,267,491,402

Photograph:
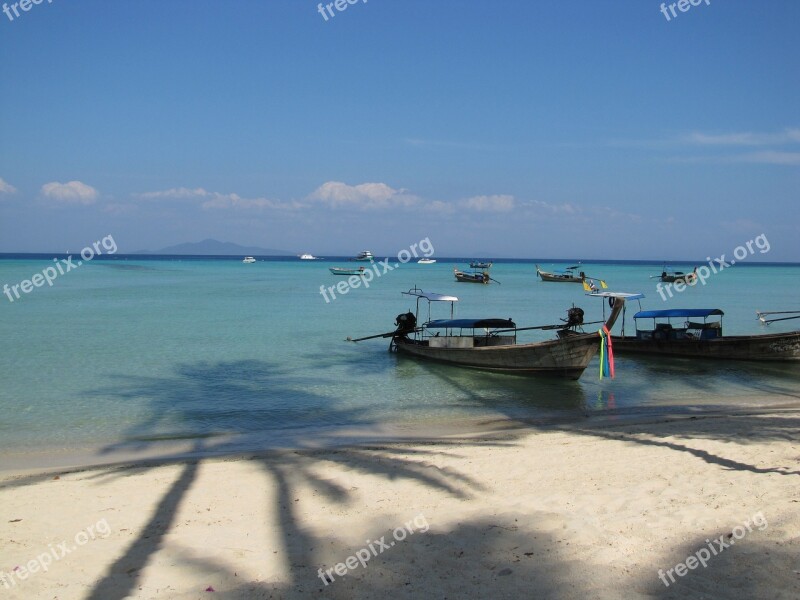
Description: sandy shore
1,408,799,599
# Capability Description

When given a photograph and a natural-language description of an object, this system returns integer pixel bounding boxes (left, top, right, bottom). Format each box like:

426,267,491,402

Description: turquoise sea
1,255,799,467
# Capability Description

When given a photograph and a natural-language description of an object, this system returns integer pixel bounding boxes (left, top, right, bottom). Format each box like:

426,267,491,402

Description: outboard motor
394,311,417,335
565,306,584,328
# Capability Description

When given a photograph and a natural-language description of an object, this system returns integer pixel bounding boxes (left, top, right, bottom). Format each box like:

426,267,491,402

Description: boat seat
686,321,721,330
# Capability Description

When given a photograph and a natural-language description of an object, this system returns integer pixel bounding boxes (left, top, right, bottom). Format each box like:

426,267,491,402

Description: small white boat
353,250,374,262
418,258,436,264
242,256,256,263
299,254,320,260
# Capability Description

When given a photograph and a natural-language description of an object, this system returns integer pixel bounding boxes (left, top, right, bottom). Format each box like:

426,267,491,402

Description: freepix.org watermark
2,0,54,23
318,513,429,586
656,233,770,301
3,234,118,303
0,518,111,589
657,511,767,587
659,0,711,22
317,0,368,22
319,237,434,303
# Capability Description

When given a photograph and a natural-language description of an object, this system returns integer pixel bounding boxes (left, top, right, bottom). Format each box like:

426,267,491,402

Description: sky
1,0,798,260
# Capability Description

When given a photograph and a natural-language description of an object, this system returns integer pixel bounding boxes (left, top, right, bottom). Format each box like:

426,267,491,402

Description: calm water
1,256,799,463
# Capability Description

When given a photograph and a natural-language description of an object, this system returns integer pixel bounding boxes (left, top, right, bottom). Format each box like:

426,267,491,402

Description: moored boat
352,251,374,262
470,261,492,269
454,268,490,284
349,288,628,379
242,256,256,264
652,266,698,284
613,308,800,361
299,253,320,260
536,264,585,283
418,258,437,264
330,266,367,276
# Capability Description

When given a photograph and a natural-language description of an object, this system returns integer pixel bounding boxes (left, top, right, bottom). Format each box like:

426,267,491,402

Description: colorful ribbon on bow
598,325,615,379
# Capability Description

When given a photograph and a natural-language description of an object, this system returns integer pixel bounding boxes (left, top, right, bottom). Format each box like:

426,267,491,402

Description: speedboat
299,254,320,260
418,258,436,264
242,256,256,264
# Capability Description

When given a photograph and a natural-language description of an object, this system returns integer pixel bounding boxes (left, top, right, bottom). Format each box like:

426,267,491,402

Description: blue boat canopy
426,318,516,329
633,309,724,319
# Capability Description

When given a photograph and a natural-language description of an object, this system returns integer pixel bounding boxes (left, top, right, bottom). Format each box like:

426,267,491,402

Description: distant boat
469,261,492,269
454,268,490,284
330,266,367,276
242,256,256,264
418,258,436,264
352,251,374,262
348,288,627,380
299,254,320,260
652,266,698,284
536,264,584,283
613,308,800,361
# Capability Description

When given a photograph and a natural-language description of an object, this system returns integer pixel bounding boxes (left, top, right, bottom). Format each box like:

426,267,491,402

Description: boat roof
634,308,724,319
426,318,516,329
402,289,459,302
587,291,645,300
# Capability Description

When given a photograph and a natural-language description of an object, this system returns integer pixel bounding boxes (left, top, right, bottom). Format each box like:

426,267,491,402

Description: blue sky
1,0,798,259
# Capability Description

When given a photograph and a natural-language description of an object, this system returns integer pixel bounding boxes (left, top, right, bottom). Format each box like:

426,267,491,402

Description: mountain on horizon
136,239,295,256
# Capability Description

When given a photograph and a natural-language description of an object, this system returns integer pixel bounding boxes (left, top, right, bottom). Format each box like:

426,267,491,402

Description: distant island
134,239,296,256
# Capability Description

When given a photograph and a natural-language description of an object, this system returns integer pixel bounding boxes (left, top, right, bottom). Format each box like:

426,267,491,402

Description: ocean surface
1,255,799,466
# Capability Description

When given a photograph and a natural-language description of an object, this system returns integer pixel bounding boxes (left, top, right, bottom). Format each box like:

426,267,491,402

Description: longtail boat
330,266,366,276
349,288,633,379
651,266,698,284
454,268,490,284
536,264,584,282
612,308,800,361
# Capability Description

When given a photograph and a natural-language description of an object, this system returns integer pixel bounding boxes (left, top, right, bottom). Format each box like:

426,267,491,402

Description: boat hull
394,334,601,379
612,331,800,361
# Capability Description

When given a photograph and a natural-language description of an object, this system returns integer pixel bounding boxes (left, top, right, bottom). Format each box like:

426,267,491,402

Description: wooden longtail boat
470,261,492,269
454,268,490,284
612,308,800,361
652,266,698,284
535,264,584,283
330,266,366,276
377,288,629,379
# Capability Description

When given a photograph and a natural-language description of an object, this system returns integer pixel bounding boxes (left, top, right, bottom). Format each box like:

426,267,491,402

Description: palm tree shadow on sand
78,358,545,599
5,357,796,598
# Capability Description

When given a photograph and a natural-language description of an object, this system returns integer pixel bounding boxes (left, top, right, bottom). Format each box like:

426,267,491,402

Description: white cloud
137,187,298,211
0,177,17,195
684,128,800,146
137,187,209,199
41,180,98,204
201,193,299,211
461,194,515,212
308,181,418,210
528,199,577,214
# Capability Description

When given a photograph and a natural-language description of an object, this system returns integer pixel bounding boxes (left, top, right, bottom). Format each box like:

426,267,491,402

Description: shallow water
1,256,798,462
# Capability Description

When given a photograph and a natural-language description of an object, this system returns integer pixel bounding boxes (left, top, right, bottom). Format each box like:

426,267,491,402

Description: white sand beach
1,407,799,599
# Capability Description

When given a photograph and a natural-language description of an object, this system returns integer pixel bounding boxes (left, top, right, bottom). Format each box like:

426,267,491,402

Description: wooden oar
346,328,422,342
